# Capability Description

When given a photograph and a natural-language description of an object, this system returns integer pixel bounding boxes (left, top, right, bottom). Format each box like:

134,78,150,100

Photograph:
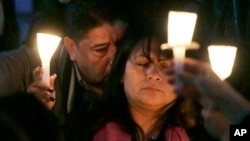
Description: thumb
50,74,57,89
48,74,57,101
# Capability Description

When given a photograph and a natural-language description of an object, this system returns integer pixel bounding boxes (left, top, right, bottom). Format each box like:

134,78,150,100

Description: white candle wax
173,46,186,89
173,46,186,73
37,33,61,85
41,61,50,85
167,11,197,90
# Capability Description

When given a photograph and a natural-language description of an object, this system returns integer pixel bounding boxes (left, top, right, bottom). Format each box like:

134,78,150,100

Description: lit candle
37,33,61,85
208,45,237,80
168,11,197,71
167,11,197,47
161,11,198,89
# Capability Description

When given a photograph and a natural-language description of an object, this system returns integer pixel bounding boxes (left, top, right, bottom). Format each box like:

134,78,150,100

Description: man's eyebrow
91,42,110,48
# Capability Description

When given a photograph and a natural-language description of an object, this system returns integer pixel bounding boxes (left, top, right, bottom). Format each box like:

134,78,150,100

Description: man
27,1,128,140
27,0,127,122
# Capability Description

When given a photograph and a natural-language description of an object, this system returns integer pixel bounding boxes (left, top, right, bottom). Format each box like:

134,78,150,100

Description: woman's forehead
131,38,172,58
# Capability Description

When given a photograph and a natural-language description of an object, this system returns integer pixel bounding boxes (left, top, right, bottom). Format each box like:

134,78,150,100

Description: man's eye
96,47,108,53
92,46,109,57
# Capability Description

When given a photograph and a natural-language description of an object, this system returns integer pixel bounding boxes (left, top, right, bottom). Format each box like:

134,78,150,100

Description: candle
37,33,61,85
173,47,186,74
208,45,237,80
162,11,198,89
168,11,197,47
167,11,197,71
173,46,186,89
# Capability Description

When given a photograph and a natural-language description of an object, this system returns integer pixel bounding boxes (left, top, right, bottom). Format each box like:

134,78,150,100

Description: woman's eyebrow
158,58,168,61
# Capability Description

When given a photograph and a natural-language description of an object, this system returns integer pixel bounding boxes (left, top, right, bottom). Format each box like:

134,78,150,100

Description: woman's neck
129,103,175,140
130,105,160,136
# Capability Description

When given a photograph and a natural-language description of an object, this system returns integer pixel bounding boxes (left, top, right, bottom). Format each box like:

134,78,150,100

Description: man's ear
64,36,77,61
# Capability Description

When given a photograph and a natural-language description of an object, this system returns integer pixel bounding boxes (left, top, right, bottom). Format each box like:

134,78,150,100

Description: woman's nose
146,66,162,81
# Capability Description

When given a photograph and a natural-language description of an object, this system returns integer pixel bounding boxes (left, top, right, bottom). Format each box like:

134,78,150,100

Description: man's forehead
111,21,127,42
85,24,111,39
77,26,110,47
77,23,125,48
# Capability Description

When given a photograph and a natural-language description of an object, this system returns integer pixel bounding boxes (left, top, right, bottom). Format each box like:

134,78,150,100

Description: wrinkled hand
173,58,222,97
174,58,250,124
202,108,229,141
27,66,57,110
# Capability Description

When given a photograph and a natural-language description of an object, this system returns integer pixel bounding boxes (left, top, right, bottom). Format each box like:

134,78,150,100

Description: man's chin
90,77,107,87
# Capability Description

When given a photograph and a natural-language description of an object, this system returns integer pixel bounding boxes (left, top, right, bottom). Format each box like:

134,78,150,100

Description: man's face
65,23,125,87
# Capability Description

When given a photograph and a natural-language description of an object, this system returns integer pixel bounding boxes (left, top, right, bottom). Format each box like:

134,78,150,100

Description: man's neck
88,84,103,96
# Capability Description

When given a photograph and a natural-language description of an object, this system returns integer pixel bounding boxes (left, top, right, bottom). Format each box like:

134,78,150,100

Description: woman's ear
64,36,77,61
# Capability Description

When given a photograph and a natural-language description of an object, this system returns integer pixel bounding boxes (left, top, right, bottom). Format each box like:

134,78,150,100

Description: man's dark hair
65,0,128,43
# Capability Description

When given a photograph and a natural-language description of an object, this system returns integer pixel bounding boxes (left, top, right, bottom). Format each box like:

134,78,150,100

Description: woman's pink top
93,122,190,141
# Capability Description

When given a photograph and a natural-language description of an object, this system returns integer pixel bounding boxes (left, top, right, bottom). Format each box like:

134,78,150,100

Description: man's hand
27,66,57,110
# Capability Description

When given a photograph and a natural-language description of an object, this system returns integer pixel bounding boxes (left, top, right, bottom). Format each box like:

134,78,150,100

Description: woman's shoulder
164,126,190,141
93,122,131,141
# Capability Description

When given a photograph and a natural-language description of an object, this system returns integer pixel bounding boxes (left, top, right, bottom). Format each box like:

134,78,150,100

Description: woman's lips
142,87,163,92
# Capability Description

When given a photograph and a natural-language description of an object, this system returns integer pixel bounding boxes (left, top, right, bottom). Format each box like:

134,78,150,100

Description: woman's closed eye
159,60,171,69
135,56,150,66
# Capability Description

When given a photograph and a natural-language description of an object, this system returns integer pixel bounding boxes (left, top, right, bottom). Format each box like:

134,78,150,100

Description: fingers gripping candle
37,33,61,85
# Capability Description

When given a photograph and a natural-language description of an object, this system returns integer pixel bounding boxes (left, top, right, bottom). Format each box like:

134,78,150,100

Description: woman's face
123,39,177,111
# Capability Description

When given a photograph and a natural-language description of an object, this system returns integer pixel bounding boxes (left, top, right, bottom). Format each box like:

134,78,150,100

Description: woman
91,15,211,141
